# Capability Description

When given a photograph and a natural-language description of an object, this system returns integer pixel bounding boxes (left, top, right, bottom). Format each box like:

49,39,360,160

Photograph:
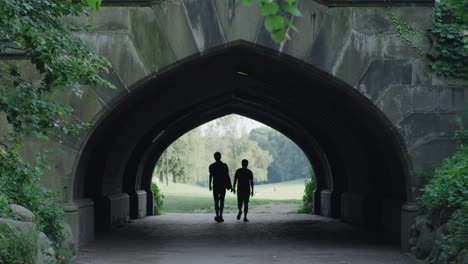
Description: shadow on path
75,213,417,264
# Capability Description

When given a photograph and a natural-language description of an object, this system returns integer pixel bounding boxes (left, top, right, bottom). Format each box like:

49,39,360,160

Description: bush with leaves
151,182,165,215
0,0,111,262
0,150,69,260
419,131,468,263
0,222,40,264
429,1,468,79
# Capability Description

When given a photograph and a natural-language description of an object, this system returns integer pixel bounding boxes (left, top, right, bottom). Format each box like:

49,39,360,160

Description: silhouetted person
233,159,254,222
209,152,232,223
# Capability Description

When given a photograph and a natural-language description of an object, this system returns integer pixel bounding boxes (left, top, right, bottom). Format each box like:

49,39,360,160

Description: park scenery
151,114,314,214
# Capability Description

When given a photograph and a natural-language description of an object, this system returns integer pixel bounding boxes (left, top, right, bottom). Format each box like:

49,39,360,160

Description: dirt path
193,202,301,213
74,213,417,264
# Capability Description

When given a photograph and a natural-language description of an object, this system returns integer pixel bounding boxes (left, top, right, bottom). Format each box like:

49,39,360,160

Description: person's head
214,152,221,161
242,159,248,168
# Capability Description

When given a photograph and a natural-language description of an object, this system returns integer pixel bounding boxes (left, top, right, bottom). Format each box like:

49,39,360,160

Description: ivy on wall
387,0,468,80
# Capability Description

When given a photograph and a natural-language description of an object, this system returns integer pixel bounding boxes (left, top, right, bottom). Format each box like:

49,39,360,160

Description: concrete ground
74,213,417,264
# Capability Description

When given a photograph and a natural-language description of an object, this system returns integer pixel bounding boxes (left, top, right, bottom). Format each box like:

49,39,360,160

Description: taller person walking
208,152,232,223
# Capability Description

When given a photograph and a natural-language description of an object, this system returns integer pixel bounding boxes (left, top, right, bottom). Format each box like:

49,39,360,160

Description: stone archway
72,43,411,247
41,0,463,252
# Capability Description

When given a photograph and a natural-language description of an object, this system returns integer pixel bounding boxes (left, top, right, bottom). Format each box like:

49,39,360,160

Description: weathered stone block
305,8,352,74
351,7,392,34
89,7,131,32
96,33,150,88
320,189,332,217
213,0,262,43
92,68,129,106
376,85,413,123
332,32,380,86
411,60,432,85
356,60,412,101
283,0,328,60
182,0,225,53
51,86,106,125
130,190,147,219
408,138,458,173
399,113,462,149
77,199,95,246
153,0,199,61
129,7,176,72
108,193,130,227
438,86,468,112
382,34,430,60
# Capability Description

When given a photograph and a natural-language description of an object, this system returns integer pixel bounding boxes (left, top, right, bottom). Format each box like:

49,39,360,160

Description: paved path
74,213,416,264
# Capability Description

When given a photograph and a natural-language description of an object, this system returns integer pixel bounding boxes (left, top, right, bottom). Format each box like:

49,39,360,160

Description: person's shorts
237,191,250,202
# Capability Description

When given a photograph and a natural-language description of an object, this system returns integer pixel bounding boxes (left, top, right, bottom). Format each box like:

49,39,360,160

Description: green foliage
0,192,13,218
0,223,39,264
154,115,273,185
419,145,468,214
151,182,164,215
0,150,66,253
387,0,467,80
0,1,110,262
0,0,113,148
237,0,302,43
419,132,468,263
387,7,429,55
249,127,312,183
302,177,315,204
429,2,468,79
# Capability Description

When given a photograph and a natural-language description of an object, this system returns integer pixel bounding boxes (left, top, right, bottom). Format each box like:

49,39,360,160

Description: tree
249,127,312,183
0,0,111,261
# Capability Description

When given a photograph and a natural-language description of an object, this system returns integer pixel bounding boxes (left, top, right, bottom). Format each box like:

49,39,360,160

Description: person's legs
213,191,220,221
237,194,243,220
244,193,250,222
219,189,226,222
243,195,250,222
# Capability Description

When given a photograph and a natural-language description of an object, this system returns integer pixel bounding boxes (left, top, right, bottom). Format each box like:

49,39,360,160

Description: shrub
0,222,39,264
419,131,468,263
0,150,68,261
151,182,164,215
302,178,316,203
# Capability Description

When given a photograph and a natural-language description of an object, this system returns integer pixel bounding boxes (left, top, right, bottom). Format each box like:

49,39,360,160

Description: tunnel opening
151,114,315,215
73,42,410,244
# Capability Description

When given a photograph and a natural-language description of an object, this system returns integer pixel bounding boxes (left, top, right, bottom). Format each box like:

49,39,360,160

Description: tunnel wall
1,0,466,251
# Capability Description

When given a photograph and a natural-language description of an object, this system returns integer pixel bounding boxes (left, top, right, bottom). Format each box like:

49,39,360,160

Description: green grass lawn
157,178,310,213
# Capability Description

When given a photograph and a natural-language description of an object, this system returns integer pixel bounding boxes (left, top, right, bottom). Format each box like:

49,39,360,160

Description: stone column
401,202,420,252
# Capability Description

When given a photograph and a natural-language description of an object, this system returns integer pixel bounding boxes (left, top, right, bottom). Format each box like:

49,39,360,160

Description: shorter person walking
233,159,254,222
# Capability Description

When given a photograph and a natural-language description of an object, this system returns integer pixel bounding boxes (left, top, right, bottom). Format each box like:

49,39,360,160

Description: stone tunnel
3,0,466,252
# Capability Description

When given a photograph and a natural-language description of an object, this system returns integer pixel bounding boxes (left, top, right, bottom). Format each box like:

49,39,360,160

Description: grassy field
157,178,310,213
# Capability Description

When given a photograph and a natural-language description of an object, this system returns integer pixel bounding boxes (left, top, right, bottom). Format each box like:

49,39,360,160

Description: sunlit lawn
157,178,310,213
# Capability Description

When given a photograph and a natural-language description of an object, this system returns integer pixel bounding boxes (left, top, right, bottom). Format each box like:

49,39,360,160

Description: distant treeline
153,115,312,186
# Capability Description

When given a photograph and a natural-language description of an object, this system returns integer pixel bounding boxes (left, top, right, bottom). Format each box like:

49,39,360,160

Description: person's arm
233,170,238,194
250,171,254,197
209,166,212,191
225,164,232,191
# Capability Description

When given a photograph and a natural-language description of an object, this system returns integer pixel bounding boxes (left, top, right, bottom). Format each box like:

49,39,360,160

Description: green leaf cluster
238,0,302,43
0,0,113,148
429,2,468,79
419,132,468,263
151,182,165,215
0,222,40,264
0,150,70,262
302,175,315,204
387,7,429,55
